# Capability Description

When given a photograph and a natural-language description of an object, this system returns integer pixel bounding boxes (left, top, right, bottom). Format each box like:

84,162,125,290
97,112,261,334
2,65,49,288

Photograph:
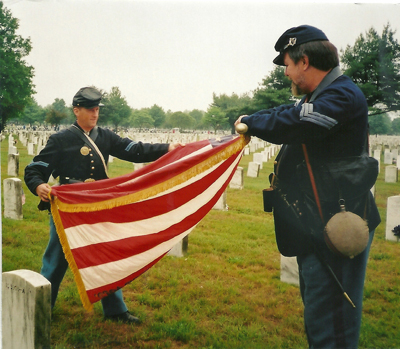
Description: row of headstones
371,149,399,183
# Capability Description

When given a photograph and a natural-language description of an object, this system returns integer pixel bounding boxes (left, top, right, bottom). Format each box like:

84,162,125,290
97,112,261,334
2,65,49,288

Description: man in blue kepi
236,25,380,348
25,86,182,324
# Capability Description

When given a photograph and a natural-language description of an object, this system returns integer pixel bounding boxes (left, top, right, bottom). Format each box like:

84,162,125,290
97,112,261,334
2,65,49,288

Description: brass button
91,167,95,170
274,161,278,165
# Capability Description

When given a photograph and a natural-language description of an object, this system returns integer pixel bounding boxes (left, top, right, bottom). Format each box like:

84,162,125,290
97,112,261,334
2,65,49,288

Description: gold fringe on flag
50,195,94,311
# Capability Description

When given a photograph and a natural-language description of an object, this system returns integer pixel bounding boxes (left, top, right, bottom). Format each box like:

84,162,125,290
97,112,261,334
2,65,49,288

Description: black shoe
105,311,141,324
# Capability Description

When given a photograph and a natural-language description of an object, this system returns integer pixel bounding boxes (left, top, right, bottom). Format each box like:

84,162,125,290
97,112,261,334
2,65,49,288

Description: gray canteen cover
324,211,369,259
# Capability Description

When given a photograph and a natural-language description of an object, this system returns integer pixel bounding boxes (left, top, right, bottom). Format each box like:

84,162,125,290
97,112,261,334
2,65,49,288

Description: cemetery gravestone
2,270,51,349
3,178,23,220
8,153,19,177
229,167,244,189
28,143,35,156
386,195,400,242
247,162,260,178
167,235,189,257
253,153,264,170
384,149,392,164
385,166,398,183
213,191,228,211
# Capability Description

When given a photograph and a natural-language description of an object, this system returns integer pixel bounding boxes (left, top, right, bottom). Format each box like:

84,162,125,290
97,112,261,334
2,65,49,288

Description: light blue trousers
40,215,128,316
297,230,374,349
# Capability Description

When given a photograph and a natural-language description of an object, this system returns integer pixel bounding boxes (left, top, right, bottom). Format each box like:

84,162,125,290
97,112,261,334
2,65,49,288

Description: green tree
131,109,154,131
45,108,67,127
210,92,252,133
148,104,166,128
18,97,46,125
100,86,131,131
169,111,195,131
368,114,392,134
203,106,229,133
44,98,70,126
391,117,400,135
341,24,400,115
251,67,293,112
0,1,35,131
188,109,204,128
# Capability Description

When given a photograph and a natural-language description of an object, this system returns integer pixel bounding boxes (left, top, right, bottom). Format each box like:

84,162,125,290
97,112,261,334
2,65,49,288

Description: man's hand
36,183,52,202
168,143,185,152
234,115,248,126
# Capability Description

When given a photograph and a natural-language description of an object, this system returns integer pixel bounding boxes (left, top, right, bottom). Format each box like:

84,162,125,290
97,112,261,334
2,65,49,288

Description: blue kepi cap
273,25,328,65
72,87,104,108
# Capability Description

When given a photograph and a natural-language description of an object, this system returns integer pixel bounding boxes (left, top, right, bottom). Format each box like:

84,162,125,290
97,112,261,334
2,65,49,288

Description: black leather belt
59,177,95,185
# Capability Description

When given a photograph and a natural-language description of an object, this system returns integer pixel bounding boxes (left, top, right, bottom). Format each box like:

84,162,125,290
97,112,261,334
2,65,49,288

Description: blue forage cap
72,87,104,108
273,25,329,65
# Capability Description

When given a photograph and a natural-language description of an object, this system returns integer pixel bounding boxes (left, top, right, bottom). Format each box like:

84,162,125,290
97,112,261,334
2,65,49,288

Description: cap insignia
283,37,297,50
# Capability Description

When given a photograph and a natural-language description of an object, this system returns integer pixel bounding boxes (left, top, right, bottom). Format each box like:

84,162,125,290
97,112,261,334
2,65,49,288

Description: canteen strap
302,144,325,224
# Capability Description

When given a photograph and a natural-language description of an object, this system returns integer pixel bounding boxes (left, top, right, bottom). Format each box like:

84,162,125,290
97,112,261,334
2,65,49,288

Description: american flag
50,135,246,311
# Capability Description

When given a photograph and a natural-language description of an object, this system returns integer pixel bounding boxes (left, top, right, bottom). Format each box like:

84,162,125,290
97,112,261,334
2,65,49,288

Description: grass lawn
2,133,400,348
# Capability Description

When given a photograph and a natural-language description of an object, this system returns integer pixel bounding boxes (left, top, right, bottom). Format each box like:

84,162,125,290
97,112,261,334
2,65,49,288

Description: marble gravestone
2,270,51,349
386,196,400,242
229,167,244,190
3,178,23,220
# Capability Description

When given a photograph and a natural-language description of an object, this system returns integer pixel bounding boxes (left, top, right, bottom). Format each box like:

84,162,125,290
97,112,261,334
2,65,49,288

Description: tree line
1,0,400,135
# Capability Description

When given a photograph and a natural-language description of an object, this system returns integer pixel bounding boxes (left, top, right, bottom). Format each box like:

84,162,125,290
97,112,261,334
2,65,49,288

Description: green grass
2,133,400,348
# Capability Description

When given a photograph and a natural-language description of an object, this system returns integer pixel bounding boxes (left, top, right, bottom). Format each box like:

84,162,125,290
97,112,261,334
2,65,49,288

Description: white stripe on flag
65,154,241,249
80,228,195,290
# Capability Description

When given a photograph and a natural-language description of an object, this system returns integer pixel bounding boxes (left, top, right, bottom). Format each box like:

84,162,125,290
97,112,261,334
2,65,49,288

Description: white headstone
3,178,23,220
229,167,243,189
384,149,392,164
8,145,18,155
392,149,398,161
2,270,51,349
253,153,264,169
167,235,189,257
386,196,400,242
280,255,299,286
213,191,228,211
27,143,35,156
247,162,260,178
262,149,270,162
385,165,398,183
8,153,19,177
397,155,400,170
373,149,380,161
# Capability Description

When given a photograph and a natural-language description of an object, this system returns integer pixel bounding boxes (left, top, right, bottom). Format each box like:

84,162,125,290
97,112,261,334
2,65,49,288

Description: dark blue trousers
40,215,128,316
297,230,374,349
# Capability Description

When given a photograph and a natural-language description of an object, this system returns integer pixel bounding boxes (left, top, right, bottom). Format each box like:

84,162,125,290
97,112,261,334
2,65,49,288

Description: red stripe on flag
71,160,235,269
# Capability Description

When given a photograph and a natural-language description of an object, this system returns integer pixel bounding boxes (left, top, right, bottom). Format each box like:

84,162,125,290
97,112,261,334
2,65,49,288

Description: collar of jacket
308,66,343,103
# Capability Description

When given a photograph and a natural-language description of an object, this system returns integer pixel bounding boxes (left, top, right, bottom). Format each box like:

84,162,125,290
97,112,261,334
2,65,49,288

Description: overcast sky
5,0,400,112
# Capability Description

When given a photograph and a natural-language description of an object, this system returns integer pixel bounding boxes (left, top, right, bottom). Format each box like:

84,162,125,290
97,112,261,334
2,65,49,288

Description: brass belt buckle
84,178,95,183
